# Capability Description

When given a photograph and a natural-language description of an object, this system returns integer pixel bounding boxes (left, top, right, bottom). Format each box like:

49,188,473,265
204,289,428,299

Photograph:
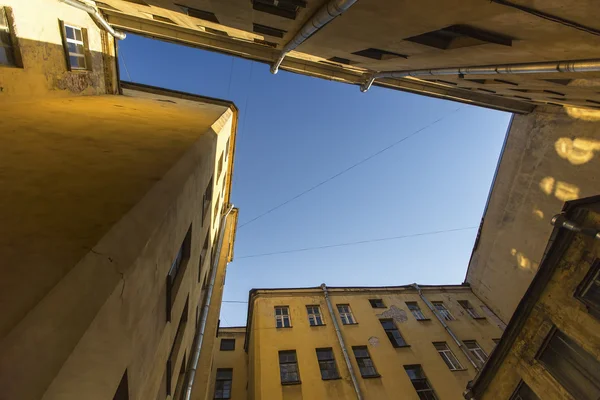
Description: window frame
202,176,214,223
337,304,356,325
306,305,324,326
279,350,301,384
380,319,408,348
213,368,233,399
352,346,379,378
406,302,430,321
275,306,292,328
433,342,464,371
0,7,20,67
166,226,192,321
60,21,89,71
574,258,600,320
316,348,340,380
432,301,455,321
167,297,189,396
509,380,540,400
458,300,485,319
220,338,235,351
369,299,386,308
404,365,438,400
464,340,488,366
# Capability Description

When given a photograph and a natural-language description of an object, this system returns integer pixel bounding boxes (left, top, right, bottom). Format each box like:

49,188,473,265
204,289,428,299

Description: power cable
222,300,249,304
238,107,462,229
236,226,477,259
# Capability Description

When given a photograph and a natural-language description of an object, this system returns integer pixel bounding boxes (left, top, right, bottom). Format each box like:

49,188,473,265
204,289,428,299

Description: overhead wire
238,106,463,229
236,226,477,259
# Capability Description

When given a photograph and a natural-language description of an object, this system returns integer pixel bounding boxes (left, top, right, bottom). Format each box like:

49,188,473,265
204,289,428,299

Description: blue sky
118,35,512,327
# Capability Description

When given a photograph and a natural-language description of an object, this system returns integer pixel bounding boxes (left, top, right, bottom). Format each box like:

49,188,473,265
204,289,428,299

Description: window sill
450,368,469,372
393,345,411,349
281,380,301,386
276,326,293,329
361,374,381,379
310,324,326,327
342,322,359,326
416,318,431,322
471,317,487,320
322,376,341,381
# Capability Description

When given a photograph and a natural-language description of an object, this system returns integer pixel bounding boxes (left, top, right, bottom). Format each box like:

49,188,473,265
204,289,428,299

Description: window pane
353,347,368,358
316,349,333,361
510,381,540,400
65,26,75,39
69,55,85,69
74,27,82,41
380,320,395,329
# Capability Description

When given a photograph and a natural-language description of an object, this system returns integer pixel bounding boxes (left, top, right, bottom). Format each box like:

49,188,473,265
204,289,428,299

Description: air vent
176,5,219,23
328,57,352,65
254,38,277,48
152,15,176,24
352,48,407,60
252,0,306,20
253,23,286,38
405,25,512,50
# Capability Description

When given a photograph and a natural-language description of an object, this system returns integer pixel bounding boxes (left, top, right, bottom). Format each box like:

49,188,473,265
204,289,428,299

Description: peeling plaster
368,336,380,347
377,305,408,323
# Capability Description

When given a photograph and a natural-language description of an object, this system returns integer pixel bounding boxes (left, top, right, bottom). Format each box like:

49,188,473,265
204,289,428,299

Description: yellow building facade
466,195,600,400
211,285,504,400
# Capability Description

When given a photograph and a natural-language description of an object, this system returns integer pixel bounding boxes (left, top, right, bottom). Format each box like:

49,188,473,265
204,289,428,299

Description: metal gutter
321,283,363,400
59,0,126,40
360,59,600,92
183,205,234,400
271,0,358,74
411,283,480,371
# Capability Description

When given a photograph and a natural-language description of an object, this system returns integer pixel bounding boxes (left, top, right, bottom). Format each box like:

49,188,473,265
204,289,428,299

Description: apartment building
210,284,503,400
466,195,600,400
0,1,238,400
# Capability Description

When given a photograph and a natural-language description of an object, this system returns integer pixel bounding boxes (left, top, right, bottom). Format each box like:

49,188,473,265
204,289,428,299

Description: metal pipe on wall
270,0,358,74
410,283,480,371
360,59,600,92
183,205,235,400
320,284,363,400
59,0,126,40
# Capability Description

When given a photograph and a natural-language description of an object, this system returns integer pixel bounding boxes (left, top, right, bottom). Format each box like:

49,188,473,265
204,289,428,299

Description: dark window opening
254,38,277,48
405,25,512,50
198,235,209,282
203,176,213,222
220,338,235,351
380,319,407,347
253,23,286,38
176,5,219,23
113,370,129,400
352,47,407,60
252,0,306,20
152,15,176,24
167,298,189,396
537,328,600,400
214,369,232,399
328,56,352,65
205,27,228,36
543,89,566,96
369,299,386,308
123,0,148,4
458,300,484,319
352,346,378,377
407,302,429,321
167,226,192,321
279,351,300,384
510,380,540,400
217,152,224,179
405,365,438,400
316,348,339,380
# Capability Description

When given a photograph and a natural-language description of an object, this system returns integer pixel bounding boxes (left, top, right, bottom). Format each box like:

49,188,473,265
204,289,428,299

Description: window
203,176,213,221
198,235,209,281
380,319,407,347
369,299,385,308
337,304,356,325
404,25,512,50
510,381,540,400
113,370,129,400
306,305,324,326
404,365,438,400
352,346,378,378
252,0,306,20
225,138,230,160
167,298,189,395
575,259,600,319
352,47,407,60
214,369,232,399
217,152,224,180
213,204,220,223
253,23,286,38
537,328,600,400
220,339,235,351
328,56,352,65
275,306,291,328
176,4,219,23
62,23,87,70
432,302,454,321
316,348,339,380
167,226,192,321
279,351,300,384
458,300,484,319
464,340,488,366
407,302,428,320
0,7,15,66
433,342,463,371
152,14,176,24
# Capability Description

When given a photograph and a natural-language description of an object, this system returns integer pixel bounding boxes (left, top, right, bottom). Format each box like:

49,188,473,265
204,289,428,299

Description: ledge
361,374,381,379
281,381,301,386
416,318,431,322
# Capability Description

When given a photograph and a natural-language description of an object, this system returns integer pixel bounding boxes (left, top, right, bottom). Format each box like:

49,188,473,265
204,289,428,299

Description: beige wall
466,105,600,324
0,0,118,102
0,85,238,400
478,205,600,399
246,286,503,400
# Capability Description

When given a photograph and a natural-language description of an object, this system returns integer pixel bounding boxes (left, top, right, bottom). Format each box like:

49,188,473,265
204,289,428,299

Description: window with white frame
464,340,488,366
406,302,428,321
0,7,15,66
404,365,438,400
433,342,463,371
432,301,454,321
62,23,87,70
306,305,323,326
336,304,356,325
458,300,483,319
275,306,291,328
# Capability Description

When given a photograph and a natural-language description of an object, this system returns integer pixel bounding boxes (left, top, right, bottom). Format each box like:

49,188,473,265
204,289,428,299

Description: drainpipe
183,205,234,400
320,284,363,400
552,214,600,240
270,0,358,74
410,283,480,371
59,0,126,40
360,59,600,92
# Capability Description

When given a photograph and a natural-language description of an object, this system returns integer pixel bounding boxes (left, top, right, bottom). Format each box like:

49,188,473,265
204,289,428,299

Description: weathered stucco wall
479,206,600,399
0,0,118,102
466,106,600,324
0,87,237,400
248,287,503,400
